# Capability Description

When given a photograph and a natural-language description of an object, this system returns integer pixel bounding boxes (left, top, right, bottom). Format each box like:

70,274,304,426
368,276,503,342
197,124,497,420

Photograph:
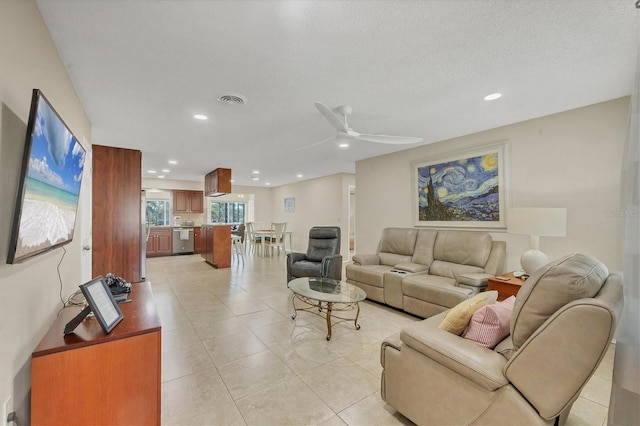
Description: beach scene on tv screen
14,97,85,260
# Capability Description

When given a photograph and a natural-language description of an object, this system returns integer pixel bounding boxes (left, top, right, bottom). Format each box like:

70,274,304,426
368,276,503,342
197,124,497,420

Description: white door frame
348,185,356,260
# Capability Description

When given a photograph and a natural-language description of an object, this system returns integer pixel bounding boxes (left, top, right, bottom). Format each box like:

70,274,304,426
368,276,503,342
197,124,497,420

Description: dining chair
245,222,262,255
266,222,287,256
231,234,245,265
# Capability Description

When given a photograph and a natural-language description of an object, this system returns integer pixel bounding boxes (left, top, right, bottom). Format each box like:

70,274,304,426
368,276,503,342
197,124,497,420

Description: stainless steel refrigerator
140,190,149,280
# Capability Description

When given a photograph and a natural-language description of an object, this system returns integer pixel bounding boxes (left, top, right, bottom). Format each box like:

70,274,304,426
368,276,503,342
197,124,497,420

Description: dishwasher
172,227,194,254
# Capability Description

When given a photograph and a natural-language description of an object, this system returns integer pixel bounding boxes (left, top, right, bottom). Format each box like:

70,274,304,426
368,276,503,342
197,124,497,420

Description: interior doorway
348,185,356,261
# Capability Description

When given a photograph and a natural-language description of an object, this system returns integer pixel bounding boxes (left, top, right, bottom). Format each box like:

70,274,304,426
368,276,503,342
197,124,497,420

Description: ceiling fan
298,102,423,150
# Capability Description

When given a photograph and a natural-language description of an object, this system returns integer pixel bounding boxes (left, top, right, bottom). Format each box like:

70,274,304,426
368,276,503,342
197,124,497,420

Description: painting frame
412,143,508,229
284,197,295,213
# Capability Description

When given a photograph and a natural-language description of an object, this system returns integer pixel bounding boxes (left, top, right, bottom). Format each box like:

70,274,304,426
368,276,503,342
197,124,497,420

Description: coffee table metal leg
354,302,361,330
291,294,297,320
326,302,333,341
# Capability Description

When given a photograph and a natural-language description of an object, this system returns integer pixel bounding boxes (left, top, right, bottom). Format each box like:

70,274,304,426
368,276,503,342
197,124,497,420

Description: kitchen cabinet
147,227,172,257
201,225,231,268
173,190,204,213
194,227,202,254
31,282,161,425
205,168,232,196
92,145,142,283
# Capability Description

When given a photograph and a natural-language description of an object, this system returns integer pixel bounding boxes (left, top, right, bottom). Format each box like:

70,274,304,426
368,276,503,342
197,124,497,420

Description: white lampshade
508,208,567,274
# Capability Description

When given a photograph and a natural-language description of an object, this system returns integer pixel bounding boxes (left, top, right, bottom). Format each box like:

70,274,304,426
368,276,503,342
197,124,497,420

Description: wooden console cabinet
201,225,231,268
31,282,161,425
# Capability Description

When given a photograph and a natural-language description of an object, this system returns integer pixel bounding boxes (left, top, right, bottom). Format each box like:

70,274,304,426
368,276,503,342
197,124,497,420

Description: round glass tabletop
288,277,366,304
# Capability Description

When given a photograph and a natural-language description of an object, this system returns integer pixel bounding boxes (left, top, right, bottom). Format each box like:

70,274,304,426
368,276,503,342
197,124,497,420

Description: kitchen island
201,224,231,268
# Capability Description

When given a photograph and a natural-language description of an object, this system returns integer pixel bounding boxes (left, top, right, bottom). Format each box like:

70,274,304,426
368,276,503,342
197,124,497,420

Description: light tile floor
149,254,614,425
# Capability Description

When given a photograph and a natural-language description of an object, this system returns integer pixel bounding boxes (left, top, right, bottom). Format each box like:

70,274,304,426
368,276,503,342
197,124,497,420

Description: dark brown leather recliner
286,226,342,283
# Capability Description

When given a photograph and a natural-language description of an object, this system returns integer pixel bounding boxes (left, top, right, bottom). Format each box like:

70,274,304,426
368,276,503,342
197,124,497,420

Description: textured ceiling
36,0,639,187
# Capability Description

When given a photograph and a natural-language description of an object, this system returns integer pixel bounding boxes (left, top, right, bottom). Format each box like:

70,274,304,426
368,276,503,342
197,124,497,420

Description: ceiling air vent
217,94,247,105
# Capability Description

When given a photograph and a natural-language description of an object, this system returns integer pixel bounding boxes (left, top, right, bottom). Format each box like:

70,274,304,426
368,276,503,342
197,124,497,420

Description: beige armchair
381,253,623,425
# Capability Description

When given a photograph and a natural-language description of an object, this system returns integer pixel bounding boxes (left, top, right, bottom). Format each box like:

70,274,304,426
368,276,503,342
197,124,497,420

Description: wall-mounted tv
7,89,86,264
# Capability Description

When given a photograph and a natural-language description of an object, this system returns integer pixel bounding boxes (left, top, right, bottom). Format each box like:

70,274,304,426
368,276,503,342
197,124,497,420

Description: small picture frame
79,276,124,334
284,197,295,213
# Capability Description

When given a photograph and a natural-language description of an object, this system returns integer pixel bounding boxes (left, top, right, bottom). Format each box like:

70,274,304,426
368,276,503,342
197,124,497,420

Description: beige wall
0,0,93,421
271,173,355,256
355,97,629,273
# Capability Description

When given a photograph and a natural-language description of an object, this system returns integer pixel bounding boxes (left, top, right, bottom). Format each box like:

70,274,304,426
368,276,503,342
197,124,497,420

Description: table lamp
508,207,567,274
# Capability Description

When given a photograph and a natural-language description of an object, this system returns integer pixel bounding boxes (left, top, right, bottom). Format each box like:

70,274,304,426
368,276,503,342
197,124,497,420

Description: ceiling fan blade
354,133,423,144
295,135,338,151
315,102,348,133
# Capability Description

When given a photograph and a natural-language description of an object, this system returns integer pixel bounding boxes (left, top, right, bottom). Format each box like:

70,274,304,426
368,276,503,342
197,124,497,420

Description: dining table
253,229,293,256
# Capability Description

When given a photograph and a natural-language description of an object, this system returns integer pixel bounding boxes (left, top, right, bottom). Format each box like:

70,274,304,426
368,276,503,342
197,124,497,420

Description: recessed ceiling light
251,176,260,181
148,170,157,174
484,93,502,101
296,174,303,178
265,182,271,186
158,175,165,179
193,114,208,120
338,143,349,148
230,179,235,183
252,170,260,174
162,169,170,173
168,160,177,164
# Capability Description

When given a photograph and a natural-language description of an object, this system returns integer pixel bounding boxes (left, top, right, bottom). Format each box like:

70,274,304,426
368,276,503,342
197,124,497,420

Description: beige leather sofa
381,253,623,425
346,228,506,318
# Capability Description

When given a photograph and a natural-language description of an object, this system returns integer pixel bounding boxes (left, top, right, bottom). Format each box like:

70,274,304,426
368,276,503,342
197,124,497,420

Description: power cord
57,246,67,309
56,247,85,317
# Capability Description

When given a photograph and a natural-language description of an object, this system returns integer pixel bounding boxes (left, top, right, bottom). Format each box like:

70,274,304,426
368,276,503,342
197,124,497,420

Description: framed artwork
284,197,295,213
412,143,508,228
79,276,124,334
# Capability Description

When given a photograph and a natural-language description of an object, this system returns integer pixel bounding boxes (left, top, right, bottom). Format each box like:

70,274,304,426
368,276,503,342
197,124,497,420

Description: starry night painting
414,145,506,228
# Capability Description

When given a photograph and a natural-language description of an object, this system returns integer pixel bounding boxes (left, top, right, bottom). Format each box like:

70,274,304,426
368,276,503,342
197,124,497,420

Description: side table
488,272,526,301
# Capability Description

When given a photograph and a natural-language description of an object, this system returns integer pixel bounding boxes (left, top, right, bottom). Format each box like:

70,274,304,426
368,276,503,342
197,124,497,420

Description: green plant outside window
146,200,170,226
210,202,245,224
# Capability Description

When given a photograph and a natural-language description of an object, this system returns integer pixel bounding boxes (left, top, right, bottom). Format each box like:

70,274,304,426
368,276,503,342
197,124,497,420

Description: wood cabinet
194,227,202,254
92,145,142,283
31,282,161,425
488,272,525,301
173,190,203,213
201,225,231,268
205,168,232,196
146,227,172,257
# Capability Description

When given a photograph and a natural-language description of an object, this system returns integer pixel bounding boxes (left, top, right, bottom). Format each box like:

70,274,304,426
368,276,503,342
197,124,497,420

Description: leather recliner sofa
346,228,506,318
380,253,622,425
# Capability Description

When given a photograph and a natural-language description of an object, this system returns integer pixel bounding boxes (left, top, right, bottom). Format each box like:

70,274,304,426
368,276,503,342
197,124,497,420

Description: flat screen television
7,89,86,264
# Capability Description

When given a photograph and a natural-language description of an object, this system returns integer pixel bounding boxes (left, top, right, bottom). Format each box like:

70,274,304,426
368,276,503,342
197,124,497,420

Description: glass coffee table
288,277,366,341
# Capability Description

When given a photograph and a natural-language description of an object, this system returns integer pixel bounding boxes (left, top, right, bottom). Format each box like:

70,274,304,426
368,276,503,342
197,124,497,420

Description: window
210,202,245,224
146,200,170,226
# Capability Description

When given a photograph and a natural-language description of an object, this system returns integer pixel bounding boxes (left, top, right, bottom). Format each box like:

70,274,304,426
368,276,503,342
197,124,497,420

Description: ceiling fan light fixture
217,93,247,106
